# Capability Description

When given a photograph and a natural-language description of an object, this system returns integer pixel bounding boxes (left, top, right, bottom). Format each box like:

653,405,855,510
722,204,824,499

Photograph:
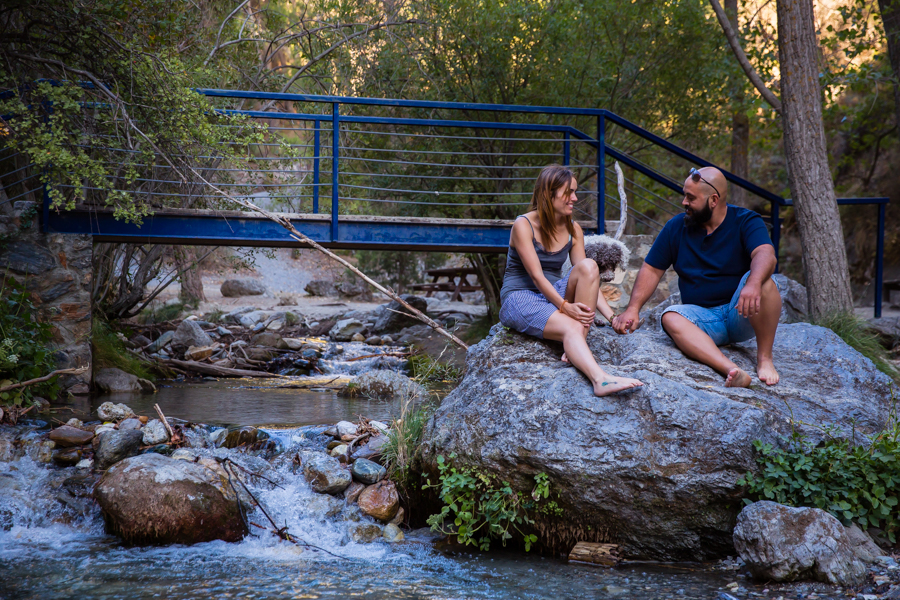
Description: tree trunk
878,0,900,131
175,246,206,307
469,253,503,322
776,0,854,317
726,0,750,208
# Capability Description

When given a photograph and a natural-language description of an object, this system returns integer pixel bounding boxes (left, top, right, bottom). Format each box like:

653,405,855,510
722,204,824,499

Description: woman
499,165,643,397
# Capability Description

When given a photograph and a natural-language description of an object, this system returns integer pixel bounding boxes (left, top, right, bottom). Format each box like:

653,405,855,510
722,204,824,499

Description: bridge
0,89,889,315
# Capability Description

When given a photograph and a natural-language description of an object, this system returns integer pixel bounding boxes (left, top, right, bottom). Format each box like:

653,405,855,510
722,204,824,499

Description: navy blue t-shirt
644,205,774,308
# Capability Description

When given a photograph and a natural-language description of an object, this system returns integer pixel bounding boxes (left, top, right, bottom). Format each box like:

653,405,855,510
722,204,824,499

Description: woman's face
551,178,578,217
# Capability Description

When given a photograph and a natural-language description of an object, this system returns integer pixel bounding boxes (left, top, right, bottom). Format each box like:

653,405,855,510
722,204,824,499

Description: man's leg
748,278,781,385
661,312,752,388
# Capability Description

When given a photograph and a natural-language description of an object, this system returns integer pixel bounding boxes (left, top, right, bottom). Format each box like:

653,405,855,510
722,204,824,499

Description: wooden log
163,359,283,378
567,542,621,567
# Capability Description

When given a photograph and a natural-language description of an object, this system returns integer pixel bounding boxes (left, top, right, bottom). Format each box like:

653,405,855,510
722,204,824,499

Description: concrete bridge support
0,201,92,395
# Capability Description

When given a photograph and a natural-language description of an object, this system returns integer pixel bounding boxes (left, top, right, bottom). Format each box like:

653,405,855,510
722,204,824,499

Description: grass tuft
137,301,185,324
407,352,462,387
813,311,899,380
92,319,152,379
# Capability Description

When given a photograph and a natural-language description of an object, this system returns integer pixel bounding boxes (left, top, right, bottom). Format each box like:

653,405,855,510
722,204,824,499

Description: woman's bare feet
593,377,643,396
561,352,569,363
725,368,752,388
757,359,779,385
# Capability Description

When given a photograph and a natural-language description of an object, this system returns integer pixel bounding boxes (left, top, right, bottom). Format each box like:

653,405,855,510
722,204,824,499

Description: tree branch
708,0,782,112
0,367,87,393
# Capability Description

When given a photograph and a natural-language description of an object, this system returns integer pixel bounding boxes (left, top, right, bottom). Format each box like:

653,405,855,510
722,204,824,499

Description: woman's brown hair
529,164,576,249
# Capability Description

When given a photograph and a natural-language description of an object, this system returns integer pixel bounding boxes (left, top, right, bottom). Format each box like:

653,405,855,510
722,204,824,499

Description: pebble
75,458,93,469
351,458,386,485
383,523,404,542
351,333,366,342
65,418,83,428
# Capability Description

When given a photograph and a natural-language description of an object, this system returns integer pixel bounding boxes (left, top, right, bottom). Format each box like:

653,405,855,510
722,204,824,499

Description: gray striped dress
499,217,573,338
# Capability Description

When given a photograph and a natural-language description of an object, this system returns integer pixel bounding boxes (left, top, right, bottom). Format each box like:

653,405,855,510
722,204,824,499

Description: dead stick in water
0,366,87,393
154,403,175,440
180,169,469,351
346,352,411,362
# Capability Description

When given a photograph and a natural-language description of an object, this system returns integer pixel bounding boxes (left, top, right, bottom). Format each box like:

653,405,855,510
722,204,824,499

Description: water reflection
53,379,407,428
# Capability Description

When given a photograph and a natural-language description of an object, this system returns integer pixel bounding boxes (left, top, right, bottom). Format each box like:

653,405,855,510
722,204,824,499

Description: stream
0,345,857,600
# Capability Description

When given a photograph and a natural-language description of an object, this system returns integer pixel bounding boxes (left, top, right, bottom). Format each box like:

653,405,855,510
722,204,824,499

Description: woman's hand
563,301,595,327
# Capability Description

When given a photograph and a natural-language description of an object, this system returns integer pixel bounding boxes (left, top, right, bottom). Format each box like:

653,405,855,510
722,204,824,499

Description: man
611,166,781,387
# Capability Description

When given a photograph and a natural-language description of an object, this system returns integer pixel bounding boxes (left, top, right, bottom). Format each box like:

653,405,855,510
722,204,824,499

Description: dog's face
585,243,624,282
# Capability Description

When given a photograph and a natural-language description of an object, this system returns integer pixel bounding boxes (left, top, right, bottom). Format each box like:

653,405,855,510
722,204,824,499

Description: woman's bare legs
544,260,643,396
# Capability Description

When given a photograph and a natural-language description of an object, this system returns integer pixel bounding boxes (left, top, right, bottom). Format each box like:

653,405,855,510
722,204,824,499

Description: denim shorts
661,271,781,346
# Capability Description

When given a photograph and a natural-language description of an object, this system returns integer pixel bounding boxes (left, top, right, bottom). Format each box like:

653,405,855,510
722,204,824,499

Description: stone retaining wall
0,201,92,394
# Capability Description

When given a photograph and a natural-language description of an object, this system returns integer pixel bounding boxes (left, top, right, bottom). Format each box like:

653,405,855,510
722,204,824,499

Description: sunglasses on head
689,168,721,198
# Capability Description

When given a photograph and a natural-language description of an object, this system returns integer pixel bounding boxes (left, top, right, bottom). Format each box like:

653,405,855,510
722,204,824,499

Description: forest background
1,0,898,320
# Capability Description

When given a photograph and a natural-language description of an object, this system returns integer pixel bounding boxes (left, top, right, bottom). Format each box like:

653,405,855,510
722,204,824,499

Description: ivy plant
739,422,900,542
423,454,562,552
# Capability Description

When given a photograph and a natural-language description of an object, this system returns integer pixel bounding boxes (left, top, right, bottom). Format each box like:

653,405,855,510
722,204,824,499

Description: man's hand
737,280,762,318
612,308,640,334
563,302,595,328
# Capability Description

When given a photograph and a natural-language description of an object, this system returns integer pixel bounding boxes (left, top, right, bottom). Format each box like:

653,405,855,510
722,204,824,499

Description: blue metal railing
0,86,889,315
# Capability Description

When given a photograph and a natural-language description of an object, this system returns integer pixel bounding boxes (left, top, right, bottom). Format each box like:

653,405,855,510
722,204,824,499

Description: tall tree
776,0,854,315
710,0,854,317
879,0,900,130
725,0,750,207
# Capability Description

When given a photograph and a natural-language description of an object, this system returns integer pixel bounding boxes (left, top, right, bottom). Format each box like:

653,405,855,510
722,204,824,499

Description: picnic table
410,267,482,302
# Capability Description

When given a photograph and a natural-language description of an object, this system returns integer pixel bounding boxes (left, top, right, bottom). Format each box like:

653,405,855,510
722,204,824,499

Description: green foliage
384,403,433,491
91,320,152,380
739,422,900,542
138,302,185,324
407,353,462,387
813,311,899,380
203,308,225,324
423,454,561,551
461,315,495,346
0,278,59,407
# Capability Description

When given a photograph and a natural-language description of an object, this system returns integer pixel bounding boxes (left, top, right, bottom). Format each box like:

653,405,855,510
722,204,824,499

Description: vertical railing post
876,202,885,318
771,200,780,274
597,114,606,233
331,103,339,243
563,131,570,166
313,119,320,214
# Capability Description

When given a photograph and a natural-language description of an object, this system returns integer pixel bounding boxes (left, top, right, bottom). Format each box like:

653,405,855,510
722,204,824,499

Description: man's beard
684,199,713,227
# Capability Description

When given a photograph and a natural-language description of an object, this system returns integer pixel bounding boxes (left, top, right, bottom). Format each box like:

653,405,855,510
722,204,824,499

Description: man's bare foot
757,359,779,385
561,352,569,363
725,368,752,388
593,377,643,397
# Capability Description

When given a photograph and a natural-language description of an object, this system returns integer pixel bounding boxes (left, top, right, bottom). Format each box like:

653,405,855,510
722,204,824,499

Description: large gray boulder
171,320,213,354
355,370,426,400
94,453,249,545
372,295,428,333
220,279,266,297
329,318,365,342
424,319,893,561
733,501,871,585
94,369,145,394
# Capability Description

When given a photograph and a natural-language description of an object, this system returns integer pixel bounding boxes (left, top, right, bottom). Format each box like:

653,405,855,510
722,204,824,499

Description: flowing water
0,347,851,600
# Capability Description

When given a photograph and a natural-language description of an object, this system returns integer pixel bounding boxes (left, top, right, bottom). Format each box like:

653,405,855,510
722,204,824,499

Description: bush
407,353,462,387
137,301,184,324
739,419,900,542
383,402,432,491
92,320,152,380
423,454,561,551
814,311,899,380
0,278,59,407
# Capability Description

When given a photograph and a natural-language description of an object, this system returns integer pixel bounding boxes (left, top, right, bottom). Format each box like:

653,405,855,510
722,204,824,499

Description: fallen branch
0,366,88,393
154,403,176,440
182,170,469,351
163,358,283,378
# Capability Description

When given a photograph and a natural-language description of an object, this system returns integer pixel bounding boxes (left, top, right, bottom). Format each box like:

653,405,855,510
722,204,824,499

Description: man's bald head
691,166,728,203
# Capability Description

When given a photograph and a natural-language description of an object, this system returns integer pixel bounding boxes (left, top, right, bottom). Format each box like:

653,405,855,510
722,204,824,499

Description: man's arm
611,262,666,334
736,244,777,318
